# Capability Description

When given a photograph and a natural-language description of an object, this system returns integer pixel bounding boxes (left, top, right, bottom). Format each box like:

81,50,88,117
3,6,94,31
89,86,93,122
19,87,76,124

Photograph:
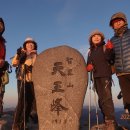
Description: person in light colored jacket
12,37,38,130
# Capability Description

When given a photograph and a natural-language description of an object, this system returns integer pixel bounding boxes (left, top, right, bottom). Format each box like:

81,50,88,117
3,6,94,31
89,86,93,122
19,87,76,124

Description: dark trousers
0,78,4,115
0,91,4,115
13,80,35,129
17,80,21,98
94,77,116,121
118,74,130,113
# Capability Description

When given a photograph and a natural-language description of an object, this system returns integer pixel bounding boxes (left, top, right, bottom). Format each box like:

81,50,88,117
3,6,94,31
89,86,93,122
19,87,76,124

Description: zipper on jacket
120,37,124,71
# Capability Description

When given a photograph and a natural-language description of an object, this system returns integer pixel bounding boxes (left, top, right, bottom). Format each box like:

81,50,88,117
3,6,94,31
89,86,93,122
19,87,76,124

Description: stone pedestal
32,45,88,130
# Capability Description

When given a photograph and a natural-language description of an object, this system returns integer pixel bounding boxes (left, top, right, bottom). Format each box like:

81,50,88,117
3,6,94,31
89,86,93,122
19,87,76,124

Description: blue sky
1,0,130,108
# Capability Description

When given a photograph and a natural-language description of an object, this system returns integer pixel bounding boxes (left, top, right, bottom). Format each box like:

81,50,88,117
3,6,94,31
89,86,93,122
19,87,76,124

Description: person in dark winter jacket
86,30,117,129
109,12,130,119
0,17,6,118
12,37,38,130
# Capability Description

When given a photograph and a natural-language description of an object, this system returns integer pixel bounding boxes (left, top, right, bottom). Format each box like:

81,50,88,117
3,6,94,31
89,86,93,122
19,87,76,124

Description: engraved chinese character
66,57,73,64
52,119,61,124
63,119,67,124
52,62,66,76
67,83,73,88
52,81,64,93
67,69,73,75
55,119,57,123
51,98,68,116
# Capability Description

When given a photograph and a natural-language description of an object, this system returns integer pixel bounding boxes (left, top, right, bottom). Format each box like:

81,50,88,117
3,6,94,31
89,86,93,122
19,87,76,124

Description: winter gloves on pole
105,40,114,49
17,47,27,64
17,47,22,56
19,53,27,64
86,64,94,72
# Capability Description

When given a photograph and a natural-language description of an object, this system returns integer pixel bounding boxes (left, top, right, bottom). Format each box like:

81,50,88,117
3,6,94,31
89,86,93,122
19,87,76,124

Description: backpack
0,61,12,86
1,71,9,85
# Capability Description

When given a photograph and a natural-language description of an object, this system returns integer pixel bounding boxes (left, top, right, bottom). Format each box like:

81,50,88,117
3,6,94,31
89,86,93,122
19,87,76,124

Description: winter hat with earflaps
23,37,37,50
89,29,105,43
109,12,128,27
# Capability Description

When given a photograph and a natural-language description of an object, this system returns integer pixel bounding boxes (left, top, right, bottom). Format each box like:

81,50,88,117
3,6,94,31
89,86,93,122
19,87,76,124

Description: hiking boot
105,120,117,130
12,124,20,130
25,126,29,130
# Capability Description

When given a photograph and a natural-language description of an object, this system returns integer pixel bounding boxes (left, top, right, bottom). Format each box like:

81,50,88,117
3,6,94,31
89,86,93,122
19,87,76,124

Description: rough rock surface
32,45,88,130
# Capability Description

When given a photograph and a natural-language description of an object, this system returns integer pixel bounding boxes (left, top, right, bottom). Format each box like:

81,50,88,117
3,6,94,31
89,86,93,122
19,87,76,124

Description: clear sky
1,0,130,108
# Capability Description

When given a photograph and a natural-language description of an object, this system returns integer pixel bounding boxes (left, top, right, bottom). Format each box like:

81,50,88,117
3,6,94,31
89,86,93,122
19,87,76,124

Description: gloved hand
86,64,94,72
19,52,27,64
105,40,114,49
0,59,4,68
117,91,122,100
17,47,22,56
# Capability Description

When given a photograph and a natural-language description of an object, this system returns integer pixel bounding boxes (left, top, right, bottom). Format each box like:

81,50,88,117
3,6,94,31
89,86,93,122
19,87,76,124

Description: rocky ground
0,110,38,130
0,108,130,130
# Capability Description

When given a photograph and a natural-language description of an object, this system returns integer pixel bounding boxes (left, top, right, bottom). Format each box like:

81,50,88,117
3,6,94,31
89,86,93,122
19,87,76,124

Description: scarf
114,24,128,36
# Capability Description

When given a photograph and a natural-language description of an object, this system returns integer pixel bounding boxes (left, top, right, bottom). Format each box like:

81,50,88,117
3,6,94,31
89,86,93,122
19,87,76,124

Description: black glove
117,91,122,100
19,52,27,64
17,47,22,56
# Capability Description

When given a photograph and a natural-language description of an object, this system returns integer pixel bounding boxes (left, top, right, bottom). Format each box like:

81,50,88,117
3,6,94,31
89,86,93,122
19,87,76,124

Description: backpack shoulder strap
103,45,106,52
87,48,91,56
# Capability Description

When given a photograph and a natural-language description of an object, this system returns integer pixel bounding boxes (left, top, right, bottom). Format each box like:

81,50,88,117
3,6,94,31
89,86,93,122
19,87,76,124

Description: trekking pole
93,88,99,129
88,72,92,130
91,72,99,130
23,64,26,130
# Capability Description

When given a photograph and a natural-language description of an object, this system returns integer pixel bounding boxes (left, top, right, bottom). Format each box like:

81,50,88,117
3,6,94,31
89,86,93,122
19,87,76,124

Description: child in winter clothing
109,12,130,119
0,18,6,118
86,30,117,128
12,37,38,130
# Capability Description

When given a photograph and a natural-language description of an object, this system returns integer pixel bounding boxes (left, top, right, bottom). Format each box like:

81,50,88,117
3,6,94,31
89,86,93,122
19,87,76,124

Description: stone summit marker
32,45,88,130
